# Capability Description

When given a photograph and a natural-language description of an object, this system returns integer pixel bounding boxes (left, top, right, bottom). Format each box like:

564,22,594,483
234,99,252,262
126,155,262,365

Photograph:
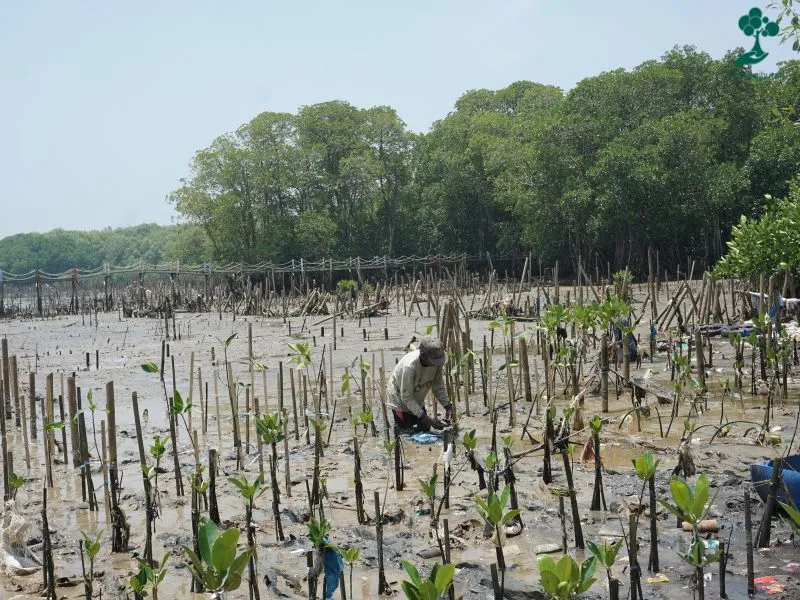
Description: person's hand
444,406,454,421
423,414,446,430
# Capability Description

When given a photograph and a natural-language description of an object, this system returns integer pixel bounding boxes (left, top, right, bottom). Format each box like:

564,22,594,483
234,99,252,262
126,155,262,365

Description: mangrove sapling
588,415,606,511
148,435,168,515
474,485,521,596
129,553,169,600
399,560,455,600
419,469,439,535
188,467,209,593
340,546,360,600
307,517,342,600
462,429,486,490
229,472,267,600
7,472,23,501
79,530,101,600
587,538,623,595
778,501,800,542
660,474,721,600
632,451,661,573
184,517,252,600
537,554,597,600
254,412,285,541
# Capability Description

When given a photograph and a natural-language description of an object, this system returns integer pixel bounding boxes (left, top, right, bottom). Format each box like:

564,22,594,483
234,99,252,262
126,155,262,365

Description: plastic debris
647,573,669,584
754,575,784,594
408,431,441,444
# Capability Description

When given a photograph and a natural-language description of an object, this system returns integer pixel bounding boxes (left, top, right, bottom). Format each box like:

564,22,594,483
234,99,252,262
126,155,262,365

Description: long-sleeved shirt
385,349,451,417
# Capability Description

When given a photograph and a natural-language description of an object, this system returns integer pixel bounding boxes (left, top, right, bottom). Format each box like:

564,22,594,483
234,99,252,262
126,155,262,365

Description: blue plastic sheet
408,431,442,444
323,545,344,600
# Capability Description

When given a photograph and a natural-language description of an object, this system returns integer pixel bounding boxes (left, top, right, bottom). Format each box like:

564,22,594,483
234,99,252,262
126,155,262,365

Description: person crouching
386,336,453,433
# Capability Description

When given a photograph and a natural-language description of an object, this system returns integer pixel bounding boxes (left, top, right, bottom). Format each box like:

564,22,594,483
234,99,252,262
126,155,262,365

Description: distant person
386,336,453,433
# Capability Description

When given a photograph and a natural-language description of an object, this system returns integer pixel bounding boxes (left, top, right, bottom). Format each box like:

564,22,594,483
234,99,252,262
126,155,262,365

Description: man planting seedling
386,335,453,433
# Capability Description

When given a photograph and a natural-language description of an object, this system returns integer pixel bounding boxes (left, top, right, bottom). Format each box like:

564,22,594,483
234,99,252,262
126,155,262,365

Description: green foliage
351,409,373,428
462,429,477,452
632,451,660,481
183,518,251,594
150,435,168,462
779,501,800,535
287,342,312,370
474,485,521,529
8,472,24,493
716,178,800,277
255,412,285,445
589,414,602,434
170,389,192,416
228,472,266,503
307,517,333,548
336,279,359,293
587,538,623,583
660,474,717,526
537,554,597,599
0,223,210,274
418,474,438,500
400,560,455,600
82,530,103,560
141,362,159,374
130,552,170,598
770,0,800,51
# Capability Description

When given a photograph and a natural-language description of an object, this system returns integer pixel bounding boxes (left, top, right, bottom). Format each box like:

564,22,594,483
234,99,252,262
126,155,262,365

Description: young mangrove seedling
632,451,661,572
184,517,252,599
659,474,720,600
229,472,267,600
587,538,623,591
341,546,360,600
400,560,455,600
8,472,23,501
307,517,343,599
130,552,170,600
537,553,597,600
474,484,521,596
80,529,102,600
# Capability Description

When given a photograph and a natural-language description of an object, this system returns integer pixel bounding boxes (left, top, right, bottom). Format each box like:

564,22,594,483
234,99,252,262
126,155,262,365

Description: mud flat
1,289,799,599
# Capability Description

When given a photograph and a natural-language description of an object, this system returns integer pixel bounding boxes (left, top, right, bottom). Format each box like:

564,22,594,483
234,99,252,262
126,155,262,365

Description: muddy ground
1,285,800,600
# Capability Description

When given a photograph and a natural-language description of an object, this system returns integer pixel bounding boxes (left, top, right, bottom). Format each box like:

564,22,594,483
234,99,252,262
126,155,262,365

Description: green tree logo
736,7,780,67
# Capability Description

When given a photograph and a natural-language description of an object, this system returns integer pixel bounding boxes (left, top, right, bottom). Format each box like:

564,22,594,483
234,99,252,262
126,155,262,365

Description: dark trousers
392,410,429,433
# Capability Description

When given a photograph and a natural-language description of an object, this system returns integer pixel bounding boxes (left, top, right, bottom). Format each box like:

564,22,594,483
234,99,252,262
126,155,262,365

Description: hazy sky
0,0,794,239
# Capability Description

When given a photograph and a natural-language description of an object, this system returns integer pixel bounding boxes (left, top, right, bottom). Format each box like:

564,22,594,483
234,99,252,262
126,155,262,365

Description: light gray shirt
386,349,451,417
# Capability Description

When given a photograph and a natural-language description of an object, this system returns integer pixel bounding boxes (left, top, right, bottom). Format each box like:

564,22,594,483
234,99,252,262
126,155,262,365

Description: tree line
2,46,798,278
0,224,210,275
170,46,800,277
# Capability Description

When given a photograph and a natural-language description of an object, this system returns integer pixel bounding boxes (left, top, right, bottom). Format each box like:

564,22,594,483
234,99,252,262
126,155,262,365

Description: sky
0,0,795,239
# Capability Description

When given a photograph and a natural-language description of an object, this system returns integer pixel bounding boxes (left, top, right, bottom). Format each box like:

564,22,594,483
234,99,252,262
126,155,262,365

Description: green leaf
669,477,692,515
401,560,422,587
419,579,438,600
401,581,421,600
539,570,561,595
212,527,240,574
198,518,219,567
141,362,159,373
692,474,710,520
225,333,237,346
502,509,521,524
780,501,800,529
434,562,455,593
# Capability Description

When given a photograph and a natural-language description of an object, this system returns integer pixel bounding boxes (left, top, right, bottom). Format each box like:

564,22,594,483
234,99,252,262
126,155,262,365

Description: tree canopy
169,47,800,275
0,223,209,274
3,46,799,278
